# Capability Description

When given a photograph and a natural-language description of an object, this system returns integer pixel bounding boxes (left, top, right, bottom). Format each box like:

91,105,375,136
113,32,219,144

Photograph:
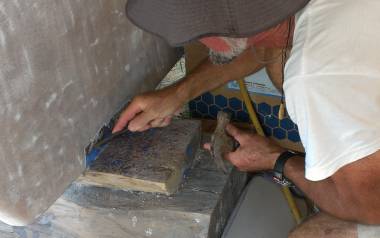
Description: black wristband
273,151,303,186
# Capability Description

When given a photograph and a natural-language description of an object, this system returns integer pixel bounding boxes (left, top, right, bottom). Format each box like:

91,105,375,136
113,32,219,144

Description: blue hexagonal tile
258,103,271,116
201,92,214,105
237,110,250,122
273,105,280,118
189,101,196,111
196,101,208,114
229,97,242,110
258,114,265,124
280,118,295,130
263,126,273,136
264,115,279,129
215,95,228,108
273,128,286,140
288,130,301,142
209,105,220,118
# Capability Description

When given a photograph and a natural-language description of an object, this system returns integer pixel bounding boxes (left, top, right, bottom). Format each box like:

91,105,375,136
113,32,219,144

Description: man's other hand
223,124,285,172
112,86,185,133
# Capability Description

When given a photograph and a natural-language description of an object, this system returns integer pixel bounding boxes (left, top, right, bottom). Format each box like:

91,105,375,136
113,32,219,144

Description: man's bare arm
285,151,380,224
113,47,267,132
177,48,267,102
224,124,380,224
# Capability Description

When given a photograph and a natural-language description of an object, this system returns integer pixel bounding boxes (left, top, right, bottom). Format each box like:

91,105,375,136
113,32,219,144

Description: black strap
273,151,294,179
273,151,304,186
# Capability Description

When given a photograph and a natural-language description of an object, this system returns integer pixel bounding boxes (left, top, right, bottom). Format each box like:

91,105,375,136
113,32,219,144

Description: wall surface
0,0,179,226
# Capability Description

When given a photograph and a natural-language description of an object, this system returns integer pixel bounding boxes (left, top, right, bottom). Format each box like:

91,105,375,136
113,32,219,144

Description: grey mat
222,176,296,238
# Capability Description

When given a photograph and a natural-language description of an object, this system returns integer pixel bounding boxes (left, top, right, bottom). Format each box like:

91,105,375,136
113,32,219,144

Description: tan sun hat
126,0,310,47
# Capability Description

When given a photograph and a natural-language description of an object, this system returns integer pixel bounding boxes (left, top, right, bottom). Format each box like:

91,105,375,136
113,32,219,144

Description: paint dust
90,38,99,47
131,29,143,49
14,112,21,121
90,98,98,107
62,80,74,92
145,228,153,237
124,64,131,72
45,93,58,109
132,216,138,227
0,29,6,47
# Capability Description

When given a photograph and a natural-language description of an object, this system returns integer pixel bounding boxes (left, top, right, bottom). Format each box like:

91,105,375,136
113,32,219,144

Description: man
114,0,380,236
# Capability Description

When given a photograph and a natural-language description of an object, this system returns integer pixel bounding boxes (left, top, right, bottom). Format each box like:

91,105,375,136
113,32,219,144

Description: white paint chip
58,147,64,156
90,98,98,107
67,118,74,125
32,136,38,144
131,29,143,49
45,93,58,109
90,38,99,47
145,228,153,237
17,164,23,176
14,113,21,121
35,180,41,187
132,216,138,227
43,143,49,151
62,80,74,92
0,29,6,48
124,64,131,72
104,66,110,76
22,47,33,77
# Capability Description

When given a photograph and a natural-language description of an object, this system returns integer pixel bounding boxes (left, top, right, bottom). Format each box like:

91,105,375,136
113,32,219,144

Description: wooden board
79,120,201,195
0,134,250,238
0,142,233,238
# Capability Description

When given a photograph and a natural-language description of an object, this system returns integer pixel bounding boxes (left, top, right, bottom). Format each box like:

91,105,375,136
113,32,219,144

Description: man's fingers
148,116,172,128
149,118,165,128
112,100,142,133
174,108,184,116
225,124,247,143
224,150,247,171
128,112,154,132
160,116,172,127
137,125,151,132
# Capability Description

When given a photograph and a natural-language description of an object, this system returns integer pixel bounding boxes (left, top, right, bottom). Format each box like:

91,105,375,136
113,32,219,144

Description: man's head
126,0,309,47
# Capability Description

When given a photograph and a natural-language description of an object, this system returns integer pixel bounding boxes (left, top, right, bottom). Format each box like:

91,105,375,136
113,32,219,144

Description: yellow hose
237,79,302,224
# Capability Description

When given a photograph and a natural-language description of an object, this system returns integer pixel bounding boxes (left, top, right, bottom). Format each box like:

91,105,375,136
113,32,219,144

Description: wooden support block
78,120,201,195
0,134,250,238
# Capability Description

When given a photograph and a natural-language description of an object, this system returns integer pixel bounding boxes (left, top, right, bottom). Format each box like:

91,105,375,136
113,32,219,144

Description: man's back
285,0,380,181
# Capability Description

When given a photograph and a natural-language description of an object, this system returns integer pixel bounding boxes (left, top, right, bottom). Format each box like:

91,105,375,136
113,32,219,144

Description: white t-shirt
284,0,380,181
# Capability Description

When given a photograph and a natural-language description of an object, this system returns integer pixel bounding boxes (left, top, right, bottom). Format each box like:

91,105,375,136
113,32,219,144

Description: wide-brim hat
126,0,310,47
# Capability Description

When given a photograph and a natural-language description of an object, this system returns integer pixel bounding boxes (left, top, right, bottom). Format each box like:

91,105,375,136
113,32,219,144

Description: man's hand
112,86,185,133
215,124,285,172
112,45,271,134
